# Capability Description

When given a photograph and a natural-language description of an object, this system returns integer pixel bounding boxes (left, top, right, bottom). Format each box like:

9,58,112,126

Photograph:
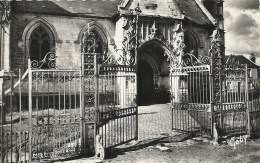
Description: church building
0,0,224,105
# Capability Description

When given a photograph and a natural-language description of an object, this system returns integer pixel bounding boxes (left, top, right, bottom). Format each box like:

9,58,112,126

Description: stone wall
184,24,213,58
10,13,116,73
10,13,213,73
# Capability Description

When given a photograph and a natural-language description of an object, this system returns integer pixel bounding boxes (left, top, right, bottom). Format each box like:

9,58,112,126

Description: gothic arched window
29,25,54,62
184,31,198,58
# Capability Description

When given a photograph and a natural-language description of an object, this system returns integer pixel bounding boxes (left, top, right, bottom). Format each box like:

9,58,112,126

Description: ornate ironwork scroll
31,50,56,69
104,4,141,66
181,51,210,67
82,53,96,122
82,30,98,53
210,28,222,111
168,23,210,69
80,24,103,154
166,23,211,69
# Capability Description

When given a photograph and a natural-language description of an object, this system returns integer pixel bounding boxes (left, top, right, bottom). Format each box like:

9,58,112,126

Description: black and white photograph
0,0,260,162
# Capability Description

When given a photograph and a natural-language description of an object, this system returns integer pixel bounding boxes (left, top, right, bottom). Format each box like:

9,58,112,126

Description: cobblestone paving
138,103,176,141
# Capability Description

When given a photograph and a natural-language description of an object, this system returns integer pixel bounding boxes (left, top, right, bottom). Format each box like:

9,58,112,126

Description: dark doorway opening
138,60,154,106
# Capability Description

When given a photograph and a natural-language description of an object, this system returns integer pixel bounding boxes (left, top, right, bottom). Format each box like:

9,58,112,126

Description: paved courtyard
138,103,176,141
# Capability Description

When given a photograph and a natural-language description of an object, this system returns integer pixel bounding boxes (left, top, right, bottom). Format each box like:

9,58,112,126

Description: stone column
170,74,180,103
2,24,10,71
0,1,11,125
0,70,10,124
0,24,11,125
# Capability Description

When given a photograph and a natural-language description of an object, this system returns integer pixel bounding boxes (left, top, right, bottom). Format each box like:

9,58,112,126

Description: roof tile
12,0,213,25
179,0,213,25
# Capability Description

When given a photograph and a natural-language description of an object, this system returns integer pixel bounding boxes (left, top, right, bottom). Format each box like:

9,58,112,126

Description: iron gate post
94,54,98,154
80,53,85,156
134,7,141,141
28,59,33,163
219,60,223,131
209,60,214,138
81,53,97,156
18,69,22,163
9,71,14,162
209,28,224,138
0,83,3,163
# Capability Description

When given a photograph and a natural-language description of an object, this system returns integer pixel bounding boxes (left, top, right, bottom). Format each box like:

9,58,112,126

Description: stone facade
1,0,223,104
10,14,116,71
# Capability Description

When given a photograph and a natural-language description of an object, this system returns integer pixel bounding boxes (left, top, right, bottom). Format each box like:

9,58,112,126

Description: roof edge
243,55,259,67
194,0,217,26
226,55,259,68
120,0,130,8
119,0,184,20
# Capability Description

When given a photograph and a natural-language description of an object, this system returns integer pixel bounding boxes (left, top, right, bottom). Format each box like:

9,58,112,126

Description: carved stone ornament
148,20,157,40
0,2,11,24
168,25,216,70
104,4,142,66
167,23,186,69
209,28,222,58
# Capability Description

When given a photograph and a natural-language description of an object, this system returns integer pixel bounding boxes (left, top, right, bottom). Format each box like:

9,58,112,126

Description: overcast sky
224,0,260,63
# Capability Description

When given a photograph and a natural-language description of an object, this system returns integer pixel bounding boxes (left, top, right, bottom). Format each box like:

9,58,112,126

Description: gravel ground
56,104,260,163
104,136,260,163
58,135,260,163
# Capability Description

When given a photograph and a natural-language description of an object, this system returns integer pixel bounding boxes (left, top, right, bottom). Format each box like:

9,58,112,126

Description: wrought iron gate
81,20,139,150
29,69,82,160
97,65,137,148
171,28,250,137
82,52,138,150
169,23,213,136
248,78,260,137
221,56,248,136
0,53,84,162
171,60,212,136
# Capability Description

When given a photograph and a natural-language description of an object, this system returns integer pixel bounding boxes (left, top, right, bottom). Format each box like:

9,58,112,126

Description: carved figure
95,135,105,160
168,23,186,69
212,123,219,146
211,28,220,42
227,137,236,149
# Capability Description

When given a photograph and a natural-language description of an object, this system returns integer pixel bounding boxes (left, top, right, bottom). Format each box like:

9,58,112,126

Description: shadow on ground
105,132,193,159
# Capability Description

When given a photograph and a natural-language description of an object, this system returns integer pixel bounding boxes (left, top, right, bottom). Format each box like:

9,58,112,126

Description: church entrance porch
137,60,154,106
137,41,171,106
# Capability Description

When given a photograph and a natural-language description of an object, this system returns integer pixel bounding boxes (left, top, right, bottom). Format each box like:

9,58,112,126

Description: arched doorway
138,60,154,106
137,41,171,105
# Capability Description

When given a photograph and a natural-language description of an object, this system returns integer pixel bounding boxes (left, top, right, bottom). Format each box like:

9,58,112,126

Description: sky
224,0,260,63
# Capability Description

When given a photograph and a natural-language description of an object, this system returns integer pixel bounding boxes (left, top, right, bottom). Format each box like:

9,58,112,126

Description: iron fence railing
97,65,138,149
0,67,84,162
248,79,260,137
171,65,212,136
